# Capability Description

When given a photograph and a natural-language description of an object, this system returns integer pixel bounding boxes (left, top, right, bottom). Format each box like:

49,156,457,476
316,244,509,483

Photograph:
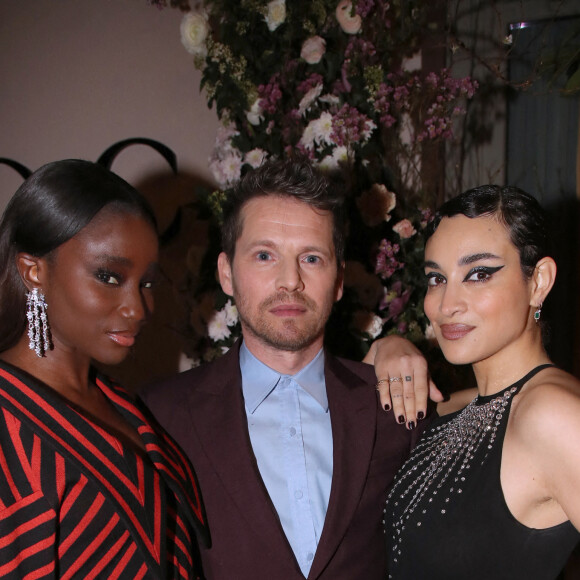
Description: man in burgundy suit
143,158,428,579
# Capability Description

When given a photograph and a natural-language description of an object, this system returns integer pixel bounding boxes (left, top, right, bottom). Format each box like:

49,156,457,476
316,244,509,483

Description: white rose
353,310,384,339
264,0,286,32
180,12,209,56
336,0,362,35
301,36,326,64
246,98,264,126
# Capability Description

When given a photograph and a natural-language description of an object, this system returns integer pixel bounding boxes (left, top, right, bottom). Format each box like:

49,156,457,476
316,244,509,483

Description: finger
401,372,417,429
388,377,407,426
375,378,393,413
408,358,429,421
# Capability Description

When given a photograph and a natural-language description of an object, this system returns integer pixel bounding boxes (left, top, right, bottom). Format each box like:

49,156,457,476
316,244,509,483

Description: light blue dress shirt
240,342,333,577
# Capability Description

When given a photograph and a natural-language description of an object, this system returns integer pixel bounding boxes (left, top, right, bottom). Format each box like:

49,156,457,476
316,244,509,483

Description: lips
107,331,137,347
439,323,475,341
269,304,307,317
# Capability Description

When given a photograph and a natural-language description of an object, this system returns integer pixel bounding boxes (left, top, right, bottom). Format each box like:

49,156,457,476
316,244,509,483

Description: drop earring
533,303,542,323
26,288,52,357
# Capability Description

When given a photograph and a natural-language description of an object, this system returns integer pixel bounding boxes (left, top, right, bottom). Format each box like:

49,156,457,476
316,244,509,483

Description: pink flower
301,36,326,64
336,0,362,34
392,219,417,239
375,240,403,279
356,184,396,227
380,282,410,322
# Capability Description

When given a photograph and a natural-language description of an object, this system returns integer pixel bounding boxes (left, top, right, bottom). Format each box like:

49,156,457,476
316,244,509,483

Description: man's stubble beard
233,288,335,352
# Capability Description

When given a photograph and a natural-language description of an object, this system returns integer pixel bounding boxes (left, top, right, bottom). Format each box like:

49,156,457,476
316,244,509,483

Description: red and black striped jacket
0,361,209,579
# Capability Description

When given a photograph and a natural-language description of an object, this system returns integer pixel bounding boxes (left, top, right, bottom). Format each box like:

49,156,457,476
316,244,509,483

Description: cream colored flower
356,184,397,227
352,310,383,339
208,309,231,342
298,84,323,116
299,112,335,150
246,98,264,126
244,148,268,168
180,12,209,56
223,300,239,326
264,0,286,32
301,36,326,64
313,112,334,146
336,0,362,35
392,218,417,239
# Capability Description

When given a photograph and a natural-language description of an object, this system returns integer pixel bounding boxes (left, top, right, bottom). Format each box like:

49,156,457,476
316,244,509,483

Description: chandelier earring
26,288,52,357
533,303,542,324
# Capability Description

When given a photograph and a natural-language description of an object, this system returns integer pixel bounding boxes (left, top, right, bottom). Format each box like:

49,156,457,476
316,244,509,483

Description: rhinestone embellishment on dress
384,385,518,577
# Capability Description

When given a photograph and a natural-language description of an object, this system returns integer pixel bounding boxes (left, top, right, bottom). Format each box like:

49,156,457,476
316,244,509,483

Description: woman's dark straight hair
0,159,157,353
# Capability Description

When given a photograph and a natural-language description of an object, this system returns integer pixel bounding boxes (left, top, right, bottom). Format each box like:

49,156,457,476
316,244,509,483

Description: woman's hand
363,335,443,429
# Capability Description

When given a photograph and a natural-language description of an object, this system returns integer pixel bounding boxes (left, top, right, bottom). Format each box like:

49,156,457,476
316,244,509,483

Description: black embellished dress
384,365,579,579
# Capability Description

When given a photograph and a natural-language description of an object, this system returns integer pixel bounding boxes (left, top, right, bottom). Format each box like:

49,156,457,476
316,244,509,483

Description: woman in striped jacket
0,160,209,578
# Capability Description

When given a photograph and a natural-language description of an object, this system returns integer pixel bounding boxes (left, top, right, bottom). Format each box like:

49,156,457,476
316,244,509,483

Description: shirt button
307,552,314,561
289,427,296,436
294,490,303,499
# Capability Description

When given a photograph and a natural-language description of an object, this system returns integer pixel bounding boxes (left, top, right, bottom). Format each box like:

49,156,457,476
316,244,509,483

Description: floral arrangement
150,0,477,362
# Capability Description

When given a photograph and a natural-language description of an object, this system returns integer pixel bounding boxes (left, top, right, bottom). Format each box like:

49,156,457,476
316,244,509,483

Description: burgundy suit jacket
142,342,424,580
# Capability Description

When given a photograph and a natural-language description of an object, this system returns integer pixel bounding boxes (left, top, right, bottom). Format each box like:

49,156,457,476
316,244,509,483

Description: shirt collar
240,341,327,414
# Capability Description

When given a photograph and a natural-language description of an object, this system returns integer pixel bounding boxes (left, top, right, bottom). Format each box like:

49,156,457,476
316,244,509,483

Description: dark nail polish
417,411,425,420
384,404,391,412
408,421,416,430
398,415,405,424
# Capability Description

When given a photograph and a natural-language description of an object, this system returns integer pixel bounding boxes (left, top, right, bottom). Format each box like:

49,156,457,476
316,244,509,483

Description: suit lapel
308,356,378,579
187,344,300,566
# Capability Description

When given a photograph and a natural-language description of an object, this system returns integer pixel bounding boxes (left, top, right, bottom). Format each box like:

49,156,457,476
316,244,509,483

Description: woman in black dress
383,185,580,579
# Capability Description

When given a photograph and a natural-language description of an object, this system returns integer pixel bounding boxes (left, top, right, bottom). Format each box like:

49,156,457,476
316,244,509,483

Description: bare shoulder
510,367,580,446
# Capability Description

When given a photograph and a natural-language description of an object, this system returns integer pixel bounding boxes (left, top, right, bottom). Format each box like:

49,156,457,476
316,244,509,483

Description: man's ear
530,256,557,307
16,253,45,291
217,252,234,297
335,261,345,302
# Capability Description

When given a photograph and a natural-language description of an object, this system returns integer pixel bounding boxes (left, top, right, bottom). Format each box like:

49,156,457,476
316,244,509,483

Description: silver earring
533,303,542,323
26,288,52,357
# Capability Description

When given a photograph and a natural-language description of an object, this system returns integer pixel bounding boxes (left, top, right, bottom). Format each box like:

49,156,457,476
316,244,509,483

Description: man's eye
304,255,320,264
257,252,271,261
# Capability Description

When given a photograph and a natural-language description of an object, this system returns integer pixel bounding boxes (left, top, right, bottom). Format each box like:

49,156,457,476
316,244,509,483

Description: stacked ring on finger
375,378,389,391
388,376,403,383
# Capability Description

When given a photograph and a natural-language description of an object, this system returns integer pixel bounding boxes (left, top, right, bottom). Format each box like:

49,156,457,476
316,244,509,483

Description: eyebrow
424,253,502,269
94,254,134,267
459,252,502,266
